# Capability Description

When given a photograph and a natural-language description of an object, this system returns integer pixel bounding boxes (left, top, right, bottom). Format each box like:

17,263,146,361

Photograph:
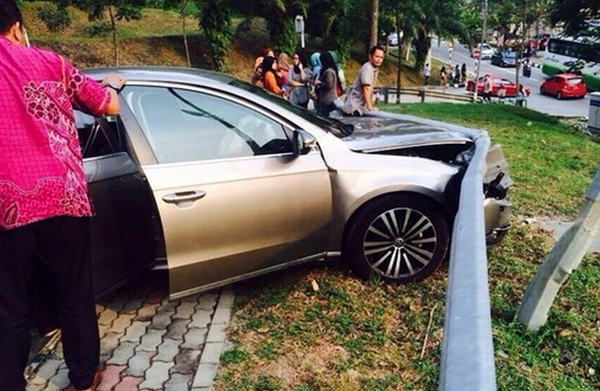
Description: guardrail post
517,166,600,332
382,86,389,104
418,87,426,102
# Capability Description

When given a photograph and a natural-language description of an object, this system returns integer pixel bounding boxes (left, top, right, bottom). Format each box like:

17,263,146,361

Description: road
430,39,591,118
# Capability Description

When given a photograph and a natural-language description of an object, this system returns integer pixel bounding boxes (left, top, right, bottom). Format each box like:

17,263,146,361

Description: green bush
36,5,71,32
83,22,113,37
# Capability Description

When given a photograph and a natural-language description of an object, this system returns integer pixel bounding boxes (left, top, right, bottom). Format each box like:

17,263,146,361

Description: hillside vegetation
21,2,421,87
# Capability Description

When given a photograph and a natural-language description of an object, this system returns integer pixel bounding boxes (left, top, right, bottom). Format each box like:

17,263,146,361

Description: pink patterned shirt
0,36,110,230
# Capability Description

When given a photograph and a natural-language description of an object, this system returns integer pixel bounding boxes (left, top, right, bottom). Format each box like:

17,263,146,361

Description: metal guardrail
369,111,496,391
374,86,474,103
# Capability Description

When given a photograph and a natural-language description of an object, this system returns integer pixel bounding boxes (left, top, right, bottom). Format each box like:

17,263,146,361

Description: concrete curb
191,288,234,391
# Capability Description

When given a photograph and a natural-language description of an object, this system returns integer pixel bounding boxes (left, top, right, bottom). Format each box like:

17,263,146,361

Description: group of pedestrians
426,63,467,87
251,45,386,117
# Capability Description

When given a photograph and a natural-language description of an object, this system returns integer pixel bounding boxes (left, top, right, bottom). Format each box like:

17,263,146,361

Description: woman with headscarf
261,56,286,97
315,51,341,117
287,52,311,108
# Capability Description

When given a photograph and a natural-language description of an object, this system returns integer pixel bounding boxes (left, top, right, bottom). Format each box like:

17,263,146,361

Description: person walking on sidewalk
342,45,385,116
0,1,121,390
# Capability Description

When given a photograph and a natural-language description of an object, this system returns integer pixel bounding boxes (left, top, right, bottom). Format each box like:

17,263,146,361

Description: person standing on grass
0,1,122,390
342,45,385,116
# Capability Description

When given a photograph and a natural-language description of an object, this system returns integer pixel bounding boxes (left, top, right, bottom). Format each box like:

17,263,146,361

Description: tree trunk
182,1,191,67
367,0,379,53
108,6,118,66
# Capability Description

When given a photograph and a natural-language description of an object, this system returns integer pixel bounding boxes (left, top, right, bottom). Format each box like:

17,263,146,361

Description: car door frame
117,81,334,298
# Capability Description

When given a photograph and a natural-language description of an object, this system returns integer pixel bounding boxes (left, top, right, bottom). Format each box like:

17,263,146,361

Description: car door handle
162,190,207,204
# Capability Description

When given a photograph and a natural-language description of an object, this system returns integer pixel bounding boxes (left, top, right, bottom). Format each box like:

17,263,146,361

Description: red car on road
466,76,531,97
540,73,587,99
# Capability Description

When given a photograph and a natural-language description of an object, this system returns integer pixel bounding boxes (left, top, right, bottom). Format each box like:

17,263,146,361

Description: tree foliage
197,0,233,72
36,2,71,32
550,0,600,37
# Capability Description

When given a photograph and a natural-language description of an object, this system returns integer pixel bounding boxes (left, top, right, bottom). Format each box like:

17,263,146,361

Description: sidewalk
26,272,233,391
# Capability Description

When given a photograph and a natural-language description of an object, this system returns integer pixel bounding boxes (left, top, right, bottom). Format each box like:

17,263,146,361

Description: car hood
337,116,471,153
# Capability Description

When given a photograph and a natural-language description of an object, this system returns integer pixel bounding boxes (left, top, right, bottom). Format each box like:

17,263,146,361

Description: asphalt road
430,39,592,118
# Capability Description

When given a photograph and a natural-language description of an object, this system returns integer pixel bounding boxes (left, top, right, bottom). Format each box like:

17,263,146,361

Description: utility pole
473,0,488,101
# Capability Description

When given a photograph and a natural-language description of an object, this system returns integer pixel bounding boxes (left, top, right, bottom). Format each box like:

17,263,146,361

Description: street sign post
294,15,305,49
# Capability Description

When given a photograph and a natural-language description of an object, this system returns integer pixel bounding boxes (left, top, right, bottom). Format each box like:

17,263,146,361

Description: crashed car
79,67,512,299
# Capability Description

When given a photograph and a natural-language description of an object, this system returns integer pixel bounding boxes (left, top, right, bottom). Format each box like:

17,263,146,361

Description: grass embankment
214,104,600,391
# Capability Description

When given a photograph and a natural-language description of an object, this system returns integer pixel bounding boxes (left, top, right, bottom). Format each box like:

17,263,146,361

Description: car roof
82,66,238,88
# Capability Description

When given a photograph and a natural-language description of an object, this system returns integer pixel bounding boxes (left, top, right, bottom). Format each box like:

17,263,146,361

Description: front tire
346,195,449,283
557,91,562,100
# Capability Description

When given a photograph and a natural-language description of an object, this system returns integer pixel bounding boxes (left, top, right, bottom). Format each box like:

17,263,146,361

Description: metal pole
473,0,488,101
518,166,600,332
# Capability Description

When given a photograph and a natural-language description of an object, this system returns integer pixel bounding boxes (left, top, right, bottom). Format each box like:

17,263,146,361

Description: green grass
213,104,600,391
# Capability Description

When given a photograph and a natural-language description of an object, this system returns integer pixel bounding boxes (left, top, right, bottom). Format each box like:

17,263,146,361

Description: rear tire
540,86,545,95
346,195,449,283
556,91,562,100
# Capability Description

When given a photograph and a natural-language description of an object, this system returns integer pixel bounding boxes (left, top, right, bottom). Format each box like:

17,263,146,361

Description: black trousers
0,216,99,391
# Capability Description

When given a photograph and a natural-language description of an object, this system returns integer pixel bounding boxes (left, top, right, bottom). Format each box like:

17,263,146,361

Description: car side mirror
292,129,315,156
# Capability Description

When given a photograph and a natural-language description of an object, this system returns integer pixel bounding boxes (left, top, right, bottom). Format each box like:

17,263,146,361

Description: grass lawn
213,103,600,391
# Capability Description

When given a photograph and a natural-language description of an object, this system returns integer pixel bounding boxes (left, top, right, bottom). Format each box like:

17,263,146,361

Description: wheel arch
340,191,453,261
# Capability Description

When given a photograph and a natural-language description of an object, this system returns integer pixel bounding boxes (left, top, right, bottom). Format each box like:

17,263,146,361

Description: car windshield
229,79,354,138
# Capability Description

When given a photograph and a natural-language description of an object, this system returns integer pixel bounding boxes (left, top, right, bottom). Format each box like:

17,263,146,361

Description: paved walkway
26,272,233,391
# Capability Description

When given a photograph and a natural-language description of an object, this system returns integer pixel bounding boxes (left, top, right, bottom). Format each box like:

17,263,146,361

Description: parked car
466,76,531,97
491,49,517,67
387,32,398,46
78,67,512,299
471,43,494,60
540,73,587,99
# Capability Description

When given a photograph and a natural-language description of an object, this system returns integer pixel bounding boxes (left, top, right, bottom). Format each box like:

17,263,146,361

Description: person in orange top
262,56,287,97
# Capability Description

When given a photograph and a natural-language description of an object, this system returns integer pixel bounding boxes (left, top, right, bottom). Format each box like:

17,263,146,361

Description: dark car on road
491,49,517,67
75,67,512,300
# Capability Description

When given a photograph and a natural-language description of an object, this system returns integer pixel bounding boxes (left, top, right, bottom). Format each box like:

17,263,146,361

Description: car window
74,110,122,158
123,85,293,163
567,77,583,85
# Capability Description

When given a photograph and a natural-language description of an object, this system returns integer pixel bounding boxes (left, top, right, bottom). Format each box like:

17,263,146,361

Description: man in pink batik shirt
0,1,122,390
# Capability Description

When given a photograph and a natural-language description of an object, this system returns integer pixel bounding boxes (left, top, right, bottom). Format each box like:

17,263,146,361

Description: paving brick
97,308,118,326
206,322,227,343
134,303,159,322
100,332,122,360
35,358,62,380
125,350,155,377
122,297,144,314
114,376,143,391
136,328,166,352
43,367,69,391
174,301,196,320
98,323,111,339
157,300,179,313
26,374,48,390
189,310,212,329
181,327,208,349
121,320,150,343
219,289,235,308
140,361,174,389
148,311,174,330
191,363,218,388
107,341,138,366
164,373,191,391
211,306,231,326
172,348,201,375
199,341,223,365
154,338,181,362
196,294,218,310
166,318,189,341
107,313,135,335
97,364,126,391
